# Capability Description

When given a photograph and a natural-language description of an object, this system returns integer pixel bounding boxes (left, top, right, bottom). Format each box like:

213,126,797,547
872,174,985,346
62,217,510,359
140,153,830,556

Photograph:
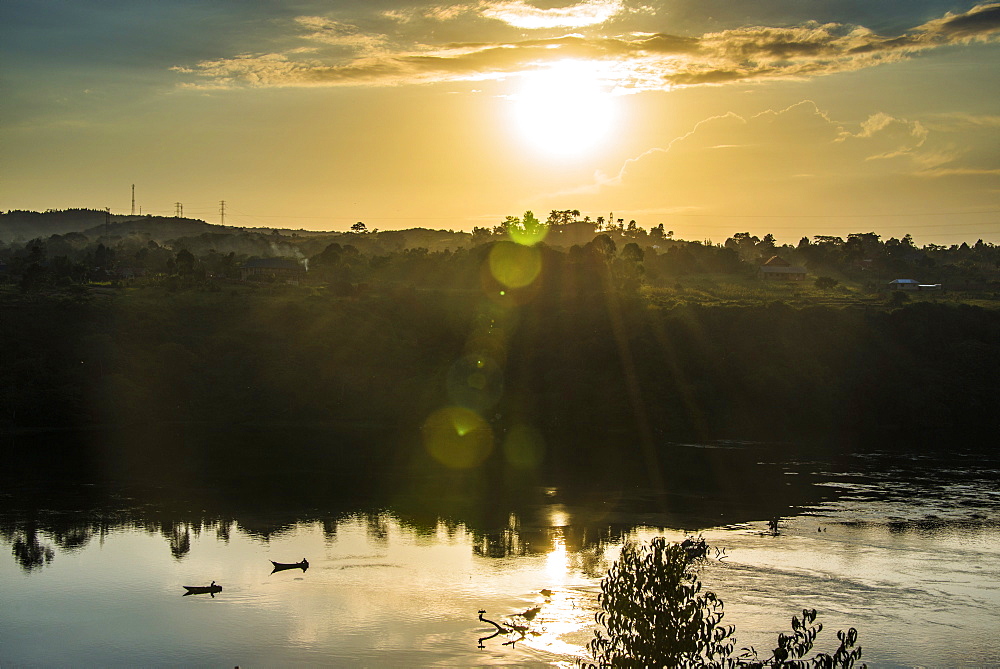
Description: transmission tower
220,200,226,226
175,202,183,218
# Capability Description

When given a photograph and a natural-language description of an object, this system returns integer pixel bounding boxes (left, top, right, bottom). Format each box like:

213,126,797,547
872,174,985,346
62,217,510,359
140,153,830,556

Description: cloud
381,4,479,24
174,3,1000,90
663,4,1000,89
915,2,1000,40
921,112,1000,131
381,1,626,28
842,112,928,160
915,167,1000,177
481,0,625,29
173,34,648,88
293,17,388,52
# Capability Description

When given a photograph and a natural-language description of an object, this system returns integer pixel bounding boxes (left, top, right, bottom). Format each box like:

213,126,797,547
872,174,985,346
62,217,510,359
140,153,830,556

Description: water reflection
4,443,998,578
10,525,54,571
1,449,829,574
0,500,638,575
4,438,1000,667
166,522,192,559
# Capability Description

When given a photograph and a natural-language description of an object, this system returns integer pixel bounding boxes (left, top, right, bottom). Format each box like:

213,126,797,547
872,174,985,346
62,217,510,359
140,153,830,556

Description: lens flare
509,223,548,247
446,354,503,412
421,406,494,469
489,241,542,289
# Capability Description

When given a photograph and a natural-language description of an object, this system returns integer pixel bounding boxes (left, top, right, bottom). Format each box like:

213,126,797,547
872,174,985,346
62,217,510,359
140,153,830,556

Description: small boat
182,581,222,596
270,558,309,573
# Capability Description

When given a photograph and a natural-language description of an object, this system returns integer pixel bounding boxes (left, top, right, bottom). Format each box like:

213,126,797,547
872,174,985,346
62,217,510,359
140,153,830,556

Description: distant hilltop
0,207,474,254
0,209,231,244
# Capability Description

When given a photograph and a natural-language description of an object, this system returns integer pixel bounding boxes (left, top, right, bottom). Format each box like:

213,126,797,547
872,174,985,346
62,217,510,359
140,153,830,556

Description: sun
510,60,619,158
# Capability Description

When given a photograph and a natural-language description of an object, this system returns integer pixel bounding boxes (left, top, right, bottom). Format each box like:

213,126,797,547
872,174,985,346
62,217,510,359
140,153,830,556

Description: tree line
2,209,998,294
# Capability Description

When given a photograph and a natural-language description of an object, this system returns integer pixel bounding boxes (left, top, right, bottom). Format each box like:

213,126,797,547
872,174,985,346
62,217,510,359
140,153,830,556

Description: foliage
587,538,865,669
888,290,909,306
737,609,864,669
588,537,735,667
3,209,999,296
2,279,999,445
2,207,999,444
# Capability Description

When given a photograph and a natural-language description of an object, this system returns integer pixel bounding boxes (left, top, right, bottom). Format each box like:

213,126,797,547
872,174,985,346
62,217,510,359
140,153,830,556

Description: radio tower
131,184,136,215
220,200,226,226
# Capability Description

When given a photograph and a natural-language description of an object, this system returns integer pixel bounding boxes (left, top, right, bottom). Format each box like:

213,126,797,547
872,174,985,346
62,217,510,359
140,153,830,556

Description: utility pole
220,200,226,226
131,184,136,216
175,202,183,218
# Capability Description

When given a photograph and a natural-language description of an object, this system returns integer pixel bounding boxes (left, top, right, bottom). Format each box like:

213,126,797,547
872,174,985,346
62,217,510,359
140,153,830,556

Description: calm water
2,443,999,667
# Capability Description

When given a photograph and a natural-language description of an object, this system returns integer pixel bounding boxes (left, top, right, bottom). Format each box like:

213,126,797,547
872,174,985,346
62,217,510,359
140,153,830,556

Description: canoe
270,558,309,572
182,582,222,596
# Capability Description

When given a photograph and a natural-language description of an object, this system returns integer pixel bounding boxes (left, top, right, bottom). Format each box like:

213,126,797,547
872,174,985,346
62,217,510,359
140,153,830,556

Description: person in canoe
182,581,222,596
270,558,308,573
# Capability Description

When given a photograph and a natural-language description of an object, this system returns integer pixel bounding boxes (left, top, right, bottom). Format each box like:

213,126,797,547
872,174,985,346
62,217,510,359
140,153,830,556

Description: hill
0,209,230,244
0,209,473,252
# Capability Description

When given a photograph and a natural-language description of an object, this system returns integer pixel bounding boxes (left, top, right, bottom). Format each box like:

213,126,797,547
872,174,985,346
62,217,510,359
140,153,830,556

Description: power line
115,203,1000,224
668,221,999,231
221,207,1000,221
226,213,479,221
654,210,1000,219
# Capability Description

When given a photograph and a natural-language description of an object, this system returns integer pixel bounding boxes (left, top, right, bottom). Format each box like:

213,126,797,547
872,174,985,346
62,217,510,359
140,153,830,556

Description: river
2,439,998,667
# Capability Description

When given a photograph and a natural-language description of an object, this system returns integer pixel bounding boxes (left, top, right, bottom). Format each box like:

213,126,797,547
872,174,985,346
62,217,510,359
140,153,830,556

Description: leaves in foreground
586,537,864,668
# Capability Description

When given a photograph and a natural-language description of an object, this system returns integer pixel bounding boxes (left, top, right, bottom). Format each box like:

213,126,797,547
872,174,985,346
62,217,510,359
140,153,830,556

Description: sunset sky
2,1,998,244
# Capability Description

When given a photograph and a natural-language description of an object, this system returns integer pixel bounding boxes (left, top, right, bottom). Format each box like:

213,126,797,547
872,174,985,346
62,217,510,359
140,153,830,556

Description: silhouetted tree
621,242,644,264
588,538,734,666
174,248,195,275
590,234,616,259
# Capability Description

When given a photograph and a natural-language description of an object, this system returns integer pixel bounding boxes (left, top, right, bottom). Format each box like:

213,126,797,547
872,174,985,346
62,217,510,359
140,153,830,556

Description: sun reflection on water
500,507,602,661
545,533,568,582
520,534,599,662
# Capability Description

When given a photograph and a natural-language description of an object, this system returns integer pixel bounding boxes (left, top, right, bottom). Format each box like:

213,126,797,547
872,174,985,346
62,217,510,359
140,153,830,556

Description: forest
2,208,999,464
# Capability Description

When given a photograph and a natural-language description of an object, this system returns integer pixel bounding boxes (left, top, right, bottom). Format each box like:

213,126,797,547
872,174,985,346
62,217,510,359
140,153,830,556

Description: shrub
888,290,909,306
588,537,734,667
587,538,865,668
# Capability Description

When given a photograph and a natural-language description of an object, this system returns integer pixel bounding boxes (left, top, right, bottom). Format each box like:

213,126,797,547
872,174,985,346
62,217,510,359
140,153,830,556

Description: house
889,279,942,291
240,257,306,283
760,256,807,281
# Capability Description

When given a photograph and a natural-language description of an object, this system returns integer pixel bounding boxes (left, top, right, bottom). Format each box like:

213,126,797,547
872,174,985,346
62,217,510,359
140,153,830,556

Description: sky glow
1,1,998,243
